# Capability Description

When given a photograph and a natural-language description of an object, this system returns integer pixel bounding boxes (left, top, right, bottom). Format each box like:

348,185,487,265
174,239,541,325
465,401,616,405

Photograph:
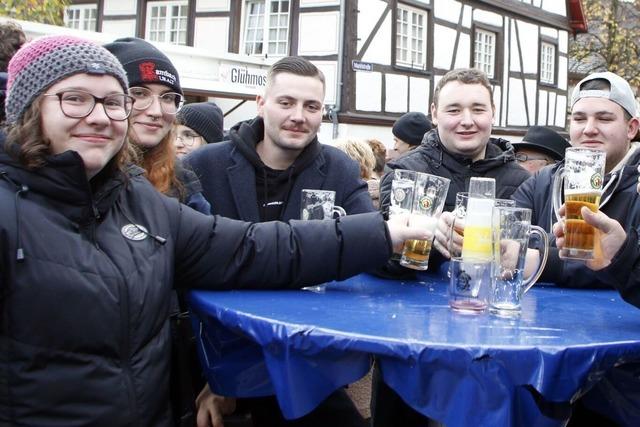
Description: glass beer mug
552,148,606,260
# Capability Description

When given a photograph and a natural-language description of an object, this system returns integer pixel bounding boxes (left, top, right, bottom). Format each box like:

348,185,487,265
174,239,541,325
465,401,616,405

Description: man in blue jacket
186,56,373,426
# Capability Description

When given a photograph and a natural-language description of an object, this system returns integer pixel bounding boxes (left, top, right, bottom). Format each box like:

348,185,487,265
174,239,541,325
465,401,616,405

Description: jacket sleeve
172,205,393,290
379,169,394,218
597,227,640,308
510,174,536,210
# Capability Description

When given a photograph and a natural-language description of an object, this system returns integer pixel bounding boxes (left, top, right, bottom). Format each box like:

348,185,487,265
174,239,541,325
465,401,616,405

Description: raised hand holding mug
552,148,605,260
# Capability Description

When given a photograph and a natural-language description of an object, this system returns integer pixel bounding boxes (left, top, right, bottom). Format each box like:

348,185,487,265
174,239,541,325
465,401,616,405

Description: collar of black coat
420,129,518,172
0,141,143,225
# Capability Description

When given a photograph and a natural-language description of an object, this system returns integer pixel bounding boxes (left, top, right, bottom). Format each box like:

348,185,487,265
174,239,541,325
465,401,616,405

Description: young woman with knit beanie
104,37,210,214
0,35,429,426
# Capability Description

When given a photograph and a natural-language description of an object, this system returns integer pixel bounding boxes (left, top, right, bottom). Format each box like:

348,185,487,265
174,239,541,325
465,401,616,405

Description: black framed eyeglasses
176,132,202,146
43,90,134,121
128,86,184,114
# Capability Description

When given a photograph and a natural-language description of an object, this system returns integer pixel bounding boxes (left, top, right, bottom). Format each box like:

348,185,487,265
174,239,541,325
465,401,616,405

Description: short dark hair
432,68,493,109
579,78,632,121
267,56,325,91
0,21,26,72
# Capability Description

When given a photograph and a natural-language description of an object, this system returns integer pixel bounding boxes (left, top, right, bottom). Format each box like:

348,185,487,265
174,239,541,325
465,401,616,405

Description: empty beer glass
300,189,346,220
489,206,549,317
552,148,606,260
399,173,450,270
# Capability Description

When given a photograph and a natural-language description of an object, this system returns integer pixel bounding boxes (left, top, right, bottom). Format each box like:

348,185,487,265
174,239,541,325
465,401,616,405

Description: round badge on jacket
121,224,148,241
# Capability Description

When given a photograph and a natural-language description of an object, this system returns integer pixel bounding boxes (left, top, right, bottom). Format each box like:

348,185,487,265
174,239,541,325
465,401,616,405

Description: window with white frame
474,29,496,79
243,0,290,56
146,1,188,45
540,42,556,84
395,5,427,70
64,4,97,31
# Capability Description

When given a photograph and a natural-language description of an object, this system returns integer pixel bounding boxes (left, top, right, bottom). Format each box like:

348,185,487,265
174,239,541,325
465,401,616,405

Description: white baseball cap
571,71,638,117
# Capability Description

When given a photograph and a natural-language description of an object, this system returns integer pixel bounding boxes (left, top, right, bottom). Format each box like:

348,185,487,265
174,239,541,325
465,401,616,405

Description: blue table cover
188,272,640,426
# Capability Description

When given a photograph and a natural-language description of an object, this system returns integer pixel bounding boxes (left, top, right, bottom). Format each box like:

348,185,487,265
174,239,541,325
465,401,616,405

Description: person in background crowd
386,111,431,162
335,138,378,209
374,68,530,427
175,101,224,157
366,139,387,210
513,125,571,173
0,35,429,427
0,20,27,124
186,56,375,427
104,37,210,215
366,138,387,180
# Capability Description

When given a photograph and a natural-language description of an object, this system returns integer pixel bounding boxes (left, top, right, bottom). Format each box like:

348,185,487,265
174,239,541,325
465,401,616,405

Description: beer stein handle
332,206,347,218
552,166,565,221
522,225,549,294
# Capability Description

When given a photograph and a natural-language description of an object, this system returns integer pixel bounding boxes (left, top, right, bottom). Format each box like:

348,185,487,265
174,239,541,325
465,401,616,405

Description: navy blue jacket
512,146,640,289
0,142,391,426
185,117,375,222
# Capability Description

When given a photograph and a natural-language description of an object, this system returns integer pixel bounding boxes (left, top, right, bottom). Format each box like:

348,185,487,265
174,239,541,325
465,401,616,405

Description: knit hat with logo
104,37,182,94
177,101,224,144
5,35,128,124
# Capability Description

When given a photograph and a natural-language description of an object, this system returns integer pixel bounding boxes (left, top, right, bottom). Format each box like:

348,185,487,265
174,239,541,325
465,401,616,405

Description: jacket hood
415,129,518,174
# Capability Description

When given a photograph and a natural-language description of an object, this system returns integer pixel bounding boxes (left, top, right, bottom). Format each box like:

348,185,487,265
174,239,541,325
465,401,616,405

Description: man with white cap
513,71,640,289
513,71,640,425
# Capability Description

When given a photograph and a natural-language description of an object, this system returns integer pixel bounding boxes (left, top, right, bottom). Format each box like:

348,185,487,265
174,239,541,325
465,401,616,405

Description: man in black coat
186,56,373,427
374,68,530,427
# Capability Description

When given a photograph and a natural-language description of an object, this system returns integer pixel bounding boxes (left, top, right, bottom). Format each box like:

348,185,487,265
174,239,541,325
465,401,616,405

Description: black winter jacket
511,147,640,289
380,130,530,215
185,117,375,222
0,147,391,426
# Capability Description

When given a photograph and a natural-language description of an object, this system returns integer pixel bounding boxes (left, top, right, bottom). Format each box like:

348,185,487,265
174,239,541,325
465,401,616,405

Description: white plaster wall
525,78,537,124
517,20,539,73
507,77,527,126
493,85,501,128
299,12,340,55
103,0,137,15
433,25,457,69
540,26,558,39
555,95,567,128
533,0,542,6
559,31,568,54
473,9,503,28
356,72,382,111
313,61,338,106
385,74,408,113
542,1,566,16
558,56,568,90
434,0,462,24
101,20,136,38
409,77,430,114
300,0,340,6
454,33,470,69
548,91,557,125
196,0,229,11
462,5,472,28
321,123,395,149
538,90,548,125
357,0,387,54
361,9,392,65
194,17,229,54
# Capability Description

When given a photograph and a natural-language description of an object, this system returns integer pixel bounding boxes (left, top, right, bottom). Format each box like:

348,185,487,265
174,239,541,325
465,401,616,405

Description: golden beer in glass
552,148,606,260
